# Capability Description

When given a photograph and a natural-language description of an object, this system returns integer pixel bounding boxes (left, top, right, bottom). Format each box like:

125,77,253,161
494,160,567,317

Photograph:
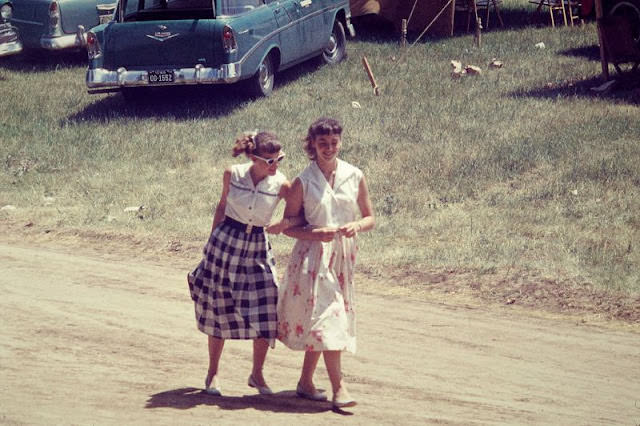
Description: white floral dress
277,159,362,353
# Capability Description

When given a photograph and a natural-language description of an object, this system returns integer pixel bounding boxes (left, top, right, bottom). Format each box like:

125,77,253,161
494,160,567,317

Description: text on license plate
148,70,174,84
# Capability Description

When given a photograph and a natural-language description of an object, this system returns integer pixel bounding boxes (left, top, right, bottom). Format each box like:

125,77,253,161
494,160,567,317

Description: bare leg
251,338,270,386
206,336,224,388
298,351,322,391
323,350,353,402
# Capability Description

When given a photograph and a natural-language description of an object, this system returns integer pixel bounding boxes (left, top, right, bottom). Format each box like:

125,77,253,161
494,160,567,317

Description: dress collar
311,159,346,191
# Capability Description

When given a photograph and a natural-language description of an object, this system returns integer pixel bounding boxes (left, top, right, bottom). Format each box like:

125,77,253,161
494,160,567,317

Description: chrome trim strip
97,3,117,11
40,32,85,50
11,18,45,26
0,39,22,57
86,62,241,90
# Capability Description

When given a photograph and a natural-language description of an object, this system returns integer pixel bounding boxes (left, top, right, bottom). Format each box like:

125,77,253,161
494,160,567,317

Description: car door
267,0,303,65
297,0,327,54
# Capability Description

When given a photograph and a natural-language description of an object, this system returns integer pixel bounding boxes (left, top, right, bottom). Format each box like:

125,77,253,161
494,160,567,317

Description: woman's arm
338,176,375,238
266,180,305,234
281,178,337,242
210,168,232,233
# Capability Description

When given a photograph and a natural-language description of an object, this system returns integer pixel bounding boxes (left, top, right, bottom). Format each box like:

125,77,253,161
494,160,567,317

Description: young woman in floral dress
278,118,375,408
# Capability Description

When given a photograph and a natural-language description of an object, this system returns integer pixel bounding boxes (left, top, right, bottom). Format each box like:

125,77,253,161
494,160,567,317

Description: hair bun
244,130,257,152
232,130,259,157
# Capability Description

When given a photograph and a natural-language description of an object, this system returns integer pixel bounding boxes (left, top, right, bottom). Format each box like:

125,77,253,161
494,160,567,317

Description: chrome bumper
40,31,86,51
86,63,242,92
0,25,23,57
345,14,356,38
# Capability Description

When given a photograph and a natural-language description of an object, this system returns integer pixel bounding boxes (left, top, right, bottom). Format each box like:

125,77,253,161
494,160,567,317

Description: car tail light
222,25,236,52
1,4,13,20
48,1,62,36
86,31,101,59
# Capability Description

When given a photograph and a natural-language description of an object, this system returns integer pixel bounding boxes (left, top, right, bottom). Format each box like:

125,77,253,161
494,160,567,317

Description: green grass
1,2,639,301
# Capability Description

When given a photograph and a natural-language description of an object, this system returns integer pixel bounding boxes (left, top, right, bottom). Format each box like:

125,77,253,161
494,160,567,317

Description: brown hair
303,117,343,160
232,131,281,158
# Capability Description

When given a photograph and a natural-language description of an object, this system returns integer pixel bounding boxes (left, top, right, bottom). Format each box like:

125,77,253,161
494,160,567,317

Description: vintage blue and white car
0,0,23,56
7,0,115,53
85,0,355,97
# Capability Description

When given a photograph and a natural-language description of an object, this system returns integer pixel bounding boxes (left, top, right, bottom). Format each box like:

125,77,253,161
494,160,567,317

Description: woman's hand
338,222,360,238
266,220,287,235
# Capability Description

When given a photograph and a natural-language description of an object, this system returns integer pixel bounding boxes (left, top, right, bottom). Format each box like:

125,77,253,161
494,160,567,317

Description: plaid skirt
187,221,278,344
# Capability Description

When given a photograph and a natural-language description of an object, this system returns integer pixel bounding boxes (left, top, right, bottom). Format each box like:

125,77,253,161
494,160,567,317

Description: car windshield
123,0,214,21
219,0,263,16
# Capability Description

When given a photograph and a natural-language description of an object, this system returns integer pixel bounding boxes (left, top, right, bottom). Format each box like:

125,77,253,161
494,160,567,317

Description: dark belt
224,216,264,234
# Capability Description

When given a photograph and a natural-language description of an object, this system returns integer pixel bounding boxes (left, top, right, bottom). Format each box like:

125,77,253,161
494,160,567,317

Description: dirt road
1,240,639,425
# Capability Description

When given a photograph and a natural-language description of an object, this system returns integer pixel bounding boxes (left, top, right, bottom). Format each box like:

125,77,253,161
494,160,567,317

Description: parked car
9,0,116,52
85,0,355,97
0,0,23,57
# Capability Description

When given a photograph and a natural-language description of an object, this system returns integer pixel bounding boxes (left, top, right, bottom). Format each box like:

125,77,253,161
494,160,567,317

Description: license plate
148,70,174,84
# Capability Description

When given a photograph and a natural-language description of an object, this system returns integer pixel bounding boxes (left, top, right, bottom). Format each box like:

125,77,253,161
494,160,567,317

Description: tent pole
595,0,609,81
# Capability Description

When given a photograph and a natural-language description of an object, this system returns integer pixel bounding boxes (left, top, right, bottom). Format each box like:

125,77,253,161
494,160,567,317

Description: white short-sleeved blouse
225,162,287,227
298,159,363,228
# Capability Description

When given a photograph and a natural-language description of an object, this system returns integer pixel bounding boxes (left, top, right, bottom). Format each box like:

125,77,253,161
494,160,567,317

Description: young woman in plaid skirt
188,131,298,396
277,118,375,409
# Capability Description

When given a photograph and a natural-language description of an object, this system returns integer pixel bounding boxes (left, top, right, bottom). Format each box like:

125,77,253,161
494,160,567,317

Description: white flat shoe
204,374,221,396
332,397,357,409
296,383,328,401
204,386,222,396
248,375,273,395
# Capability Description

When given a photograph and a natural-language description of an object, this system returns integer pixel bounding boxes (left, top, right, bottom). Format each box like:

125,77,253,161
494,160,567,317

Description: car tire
247,53,275,97
607,0,640,43
320,21,347,65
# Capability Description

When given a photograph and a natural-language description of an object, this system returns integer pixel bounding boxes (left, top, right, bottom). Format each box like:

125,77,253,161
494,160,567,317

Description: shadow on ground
559,44,602,62
510,73,640,104
0,49,86,72
145,387,354,416
64,59,324,122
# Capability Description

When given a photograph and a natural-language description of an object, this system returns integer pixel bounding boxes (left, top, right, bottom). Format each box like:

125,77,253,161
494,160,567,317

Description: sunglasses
254,153,285,165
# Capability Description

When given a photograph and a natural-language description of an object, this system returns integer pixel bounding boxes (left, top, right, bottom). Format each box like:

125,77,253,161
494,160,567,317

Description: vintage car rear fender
57,0,111,35
87,22,107,67
10,0,106,48
242,42,281,79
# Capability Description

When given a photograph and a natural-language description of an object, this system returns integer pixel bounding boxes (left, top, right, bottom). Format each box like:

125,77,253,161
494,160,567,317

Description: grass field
1,1,639,321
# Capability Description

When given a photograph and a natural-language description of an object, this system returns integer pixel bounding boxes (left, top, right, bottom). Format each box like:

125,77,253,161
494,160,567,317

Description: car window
124,0,213,20
220,0,263,15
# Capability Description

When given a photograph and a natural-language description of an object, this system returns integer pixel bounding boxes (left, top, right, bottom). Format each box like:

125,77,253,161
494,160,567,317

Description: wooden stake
362,56,380,96
475,17,482,48
473,0,482,48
